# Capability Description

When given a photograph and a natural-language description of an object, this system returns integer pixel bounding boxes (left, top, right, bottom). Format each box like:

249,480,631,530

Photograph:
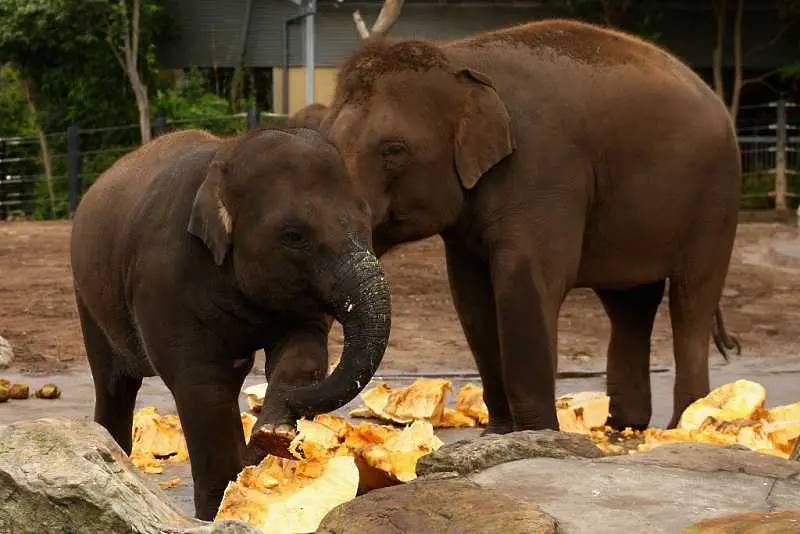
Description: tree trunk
109,0,151,145
134,83,151,144
728,0,745,122
21,79,56,217
712,0,727,101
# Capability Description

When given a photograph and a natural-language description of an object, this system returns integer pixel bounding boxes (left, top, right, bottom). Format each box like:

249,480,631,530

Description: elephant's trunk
284,242,391,417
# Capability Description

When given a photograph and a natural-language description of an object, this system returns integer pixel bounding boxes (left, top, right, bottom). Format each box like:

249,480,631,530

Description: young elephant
320,20,742,434
70,126,390,520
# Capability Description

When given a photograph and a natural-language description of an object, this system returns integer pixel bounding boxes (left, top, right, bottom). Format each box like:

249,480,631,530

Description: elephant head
187,126,391,431
321,38,515,254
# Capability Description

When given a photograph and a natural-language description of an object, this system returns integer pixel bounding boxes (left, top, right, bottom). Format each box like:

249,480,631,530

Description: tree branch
106,33,127,72
369,0,404,38
20,78,56,217
711,0,727,101
729,0,745,120
352,10,371,39
131,0,140,72
742,21,794,62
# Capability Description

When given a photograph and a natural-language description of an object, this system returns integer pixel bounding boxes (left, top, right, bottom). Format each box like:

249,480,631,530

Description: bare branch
352,10,371,39
742,21,795,62
106,33,127,71
131,0,141,71
369,0,404,38
729,0,745,120
711,0,727,101
741,69,780,89
20,79,56,217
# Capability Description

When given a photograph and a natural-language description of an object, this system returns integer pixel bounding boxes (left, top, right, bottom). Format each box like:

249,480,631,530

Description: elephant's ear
453,68,515,190
187,160,232,266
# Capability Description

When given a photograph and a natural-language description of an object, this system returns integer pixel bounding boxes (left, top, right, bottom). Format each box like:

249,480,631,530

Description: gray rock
469,447,800,534
317,476,558,534
682,511,800,533
0,418,259,534
599,442,800,479
416,429,604,477
0,336,13,369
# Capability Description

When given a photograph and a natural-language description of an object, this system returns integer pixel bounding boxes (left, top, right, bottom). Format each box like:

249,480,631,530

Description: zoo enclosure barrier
0,109,287,220
1,100,799,220
736,99,799,210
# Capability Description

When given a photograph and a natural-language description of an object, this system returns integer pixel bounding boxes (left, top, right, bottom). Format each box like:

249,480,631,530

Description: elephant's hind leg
77,298,142,454
596,280,665,431
666,273,724,429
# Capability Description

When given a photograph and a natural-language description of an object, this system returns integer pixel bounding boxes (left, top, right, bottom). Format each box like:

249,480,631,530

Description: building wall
272,66,338,115
157,0,797,71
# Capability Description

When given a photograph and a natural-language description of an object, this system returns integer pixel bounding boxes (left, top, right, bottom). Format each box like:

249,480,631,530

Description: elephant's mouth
389,208,412,223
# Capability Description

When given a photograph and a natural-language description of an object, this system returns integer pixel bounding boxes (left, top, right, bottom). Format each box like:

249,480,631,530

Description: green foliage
106,0,171,80
154,68,229,119
0,65,33,137
0,0,169,133
153,68,245,135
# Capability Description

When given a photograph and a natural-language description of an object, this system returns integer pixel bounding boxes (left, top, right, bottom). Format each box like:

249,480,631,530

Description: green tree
0,0,169,134
107,0,169,143
0,64,33,138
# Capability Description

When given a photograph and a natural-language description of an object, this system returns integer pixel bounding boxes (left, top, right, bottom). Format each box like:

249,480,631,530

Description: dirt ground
1,217,800,374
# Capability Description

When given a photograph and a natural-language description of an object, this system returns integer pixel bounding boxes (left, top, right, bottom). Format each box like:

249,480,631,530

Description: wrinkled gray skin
70,126,391,520
319,19,742,434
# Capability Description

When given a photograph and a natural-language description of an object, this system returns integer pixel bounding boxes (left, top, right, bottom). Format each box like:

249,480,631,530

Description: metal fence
0,110,287,220
736,99,799,210
2,102,799,220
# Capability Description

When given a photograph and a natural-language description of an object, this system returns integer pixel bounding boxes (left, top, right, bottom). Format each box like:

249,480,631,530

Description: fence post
774,98,788,211
246,106,261,130
67,123,82,217
152,115,167,138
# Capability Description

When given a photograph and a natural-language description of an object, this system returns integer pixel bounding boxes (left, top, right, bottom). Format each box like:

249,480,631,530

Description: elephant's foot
248,423,298,461
606,418,649,433
480,420,513,436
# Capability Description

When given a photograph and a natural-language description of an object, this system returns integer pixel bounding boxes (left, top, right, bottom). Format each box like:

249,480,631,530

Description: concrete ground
1,354,798,517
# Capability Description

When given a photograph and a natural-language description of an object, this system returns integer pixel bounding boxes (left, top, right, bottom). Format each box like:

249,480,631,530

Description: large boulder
0,418,259,534
0,335,13,369
599,442,800,479
469,442,800,534
416,429,604,477
317,475,559,534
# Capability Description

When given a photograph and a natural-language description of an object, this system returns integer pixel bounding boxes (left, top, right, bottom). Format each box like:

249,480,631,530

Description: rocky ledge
1,419,798,534
0,418,258,534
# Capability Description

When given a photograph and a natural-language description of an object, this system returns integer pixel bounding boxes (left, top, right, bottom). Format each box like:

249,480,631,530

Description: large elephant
320,19,742,434
70,126,391,519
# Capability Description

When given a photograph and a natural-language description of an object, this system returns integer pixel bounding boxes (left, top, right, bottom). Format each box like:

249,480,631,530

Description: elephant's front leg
168,361,247,520
444,238,512,435
248,323,330,460
491,252,562,431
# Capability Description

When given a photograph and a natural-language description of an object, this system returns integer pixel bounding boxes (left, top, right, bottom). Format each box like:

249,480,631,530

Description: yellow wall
273,67,339,115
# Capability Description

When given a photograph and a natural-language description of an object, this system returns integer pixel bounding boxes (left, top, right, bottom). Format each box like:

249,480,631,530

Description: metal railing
2,101,799,220
0,110,288,220
737,99,799,210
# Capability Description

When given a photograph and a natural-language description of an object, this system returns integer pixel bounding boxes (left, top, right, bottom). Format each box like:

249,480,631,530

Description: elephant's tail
711,306,741,363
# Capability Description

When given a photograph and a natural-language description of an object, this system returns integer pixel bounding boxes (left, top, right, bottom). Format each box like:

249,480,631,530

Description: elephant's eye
380,142,409,170
280,226,311,251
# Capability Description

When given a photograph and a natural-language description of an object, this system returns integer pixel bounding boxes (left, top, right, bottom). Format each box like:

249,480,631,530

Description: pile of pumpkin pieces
128,378,799,534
